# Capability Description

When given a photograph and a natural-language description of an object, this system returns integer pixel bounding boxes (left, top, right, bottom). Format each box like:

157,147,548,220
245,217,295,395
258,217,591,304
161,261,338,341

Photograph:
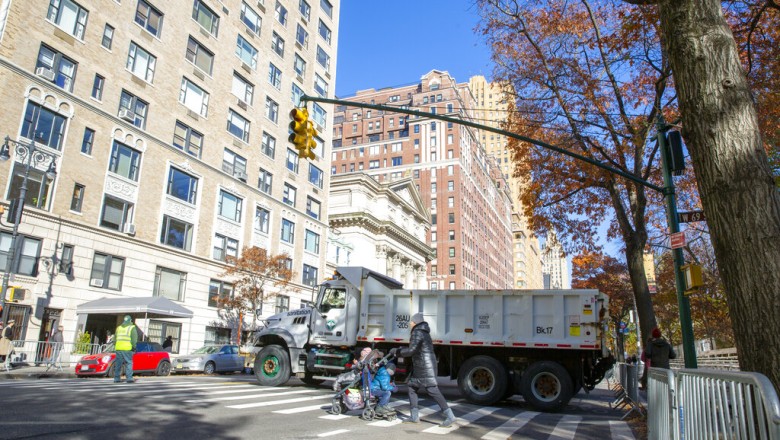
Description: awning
76,296,194,319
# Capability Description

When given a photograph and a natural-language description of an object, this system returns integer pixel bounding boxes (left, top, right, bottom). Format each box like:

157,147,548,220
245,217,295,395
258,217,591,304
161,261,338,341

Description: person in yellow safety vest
114,315,138,383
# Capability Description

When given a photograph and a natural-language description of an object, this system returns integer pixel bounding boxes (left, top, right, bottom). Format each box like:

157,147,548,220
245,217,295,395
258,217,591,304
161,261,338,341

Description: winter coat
399,321,438,387
371,365,394,392
645,337,677,369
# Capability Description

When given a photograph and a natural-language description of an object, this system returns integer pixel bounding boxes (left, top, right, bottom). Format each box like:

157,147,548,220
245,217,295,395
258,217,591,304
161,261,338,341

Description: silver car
172,344,245,374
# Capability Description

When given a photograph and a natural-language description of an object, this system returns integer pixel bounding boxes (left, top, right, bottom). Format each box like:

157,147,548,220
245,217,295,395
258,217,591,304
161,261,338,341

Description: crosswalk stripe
609,420,636,440
366,402,461,427
56,382,204,392
320,414,349,421
274,403,330,414
423,406,500,434
113,384,258,397
317,429,350,437
226,394,333,409
481,410,541,439
185,388,310,403
548,415,582,440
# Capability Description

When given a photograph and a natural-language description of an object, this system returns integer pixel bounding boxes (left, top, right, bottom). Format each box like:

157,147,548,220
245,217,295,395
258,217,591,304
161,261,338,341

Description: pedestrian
640,327,677,389
47,325,64,369
390,313,455,427
162,335,173,352
1,319,16,369
370,353,396,416
114,315,138,383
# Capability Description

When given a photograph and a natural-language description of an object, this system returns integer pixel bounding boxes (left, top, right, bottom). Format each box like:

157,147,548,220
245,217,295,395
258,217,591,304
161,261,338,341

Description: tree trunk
658,0,780,392
624,237,656,356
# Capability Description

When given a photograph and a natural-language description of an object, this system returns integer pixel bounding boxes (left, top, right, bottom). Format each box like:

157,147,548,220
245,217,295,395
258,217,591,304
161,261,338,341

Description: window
268,63,282,89
218,189,243,222
311,103,326,128
193,0,219,36
391,157,402,166
275,295,290,313
304,230,319,253
47,0,88,39
208,279,234,307
36,45,77,92
271,32,285,57
102,24,114,49
309,164,323,188
265,97,279,122
298,0,310,20
431,182,437,193
306,196,320,219
280,218,295,244
414,125,420,134
240,1,261,35
173,121,203,158
449,229,455,240
179,78,210,117
59,244,74,275
80,127,94,155
320,0,332,17
282,183,296,206
261,132,276,158
0,233,41,277
368,160,379,169
302,264,318,286
449,264,456,275
274,1,287,26
448,212,455,224
160,215,194,251
154,267,186,301
213,233,238,261
227,110,250,142
295,24,308,48
257,168,272,194
100,195,133,231
318,19,331,44
70,183,84,211
313,74,328,97
232,72,254,105
222,149,247,176
91,74,104,100
90,253,124,290
255,206,270,233
166,167,198,204
135,0,163,37
119,90,149,129
316,47,331,74
291,83,304,106
186,37,214,75
236,35,258,69
286,148,299,173
108,140,141,181
126,42,156,82
204,326,231,344
294,54,306,78
6,163,54,210
448,196,454,208
448,181,454,191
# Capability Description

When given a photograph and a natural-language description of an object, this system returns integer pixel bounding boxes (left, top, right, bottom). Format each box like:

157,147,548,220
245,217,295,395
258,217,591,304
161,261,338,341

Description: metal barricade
648,367,679,440
611,362,645,419
4,340,104,371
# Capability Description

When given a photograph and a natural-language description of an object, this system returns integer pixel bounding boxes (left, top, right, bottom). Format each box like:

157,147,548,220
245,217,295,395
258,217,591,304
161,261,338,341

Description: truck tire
457,355,508,405
520,361,573,412
254,345,291,386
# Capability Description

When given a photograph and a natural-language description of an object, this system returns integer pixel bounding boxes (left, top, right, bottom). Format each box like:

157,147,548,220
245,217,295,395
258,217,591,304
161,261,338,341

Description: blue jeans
373,389,391,406
114,350,133,382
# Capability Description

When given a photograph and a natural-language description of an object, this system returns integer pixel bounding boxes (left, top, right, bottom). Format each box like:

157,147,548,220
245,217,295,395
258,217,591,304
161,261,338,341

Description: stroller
330,349,397,421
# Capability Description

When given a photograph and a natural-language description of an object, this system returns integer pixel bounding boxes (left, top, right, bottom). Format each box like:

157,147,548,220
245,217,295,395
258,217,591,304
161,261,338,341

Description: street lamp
0,136,58,325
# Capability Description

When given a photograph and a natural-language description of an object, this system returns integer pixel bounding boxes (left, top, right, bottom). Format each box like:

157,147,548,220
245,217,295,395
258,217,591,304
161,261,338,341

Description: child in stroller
331,348,397,421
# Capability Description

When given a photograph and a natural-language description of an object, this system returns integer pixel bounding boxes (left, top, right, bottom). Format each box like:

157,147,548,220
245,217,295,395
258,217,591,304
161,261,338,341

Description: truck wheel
457,355,508,405
254,345,291,386
520,361,573,412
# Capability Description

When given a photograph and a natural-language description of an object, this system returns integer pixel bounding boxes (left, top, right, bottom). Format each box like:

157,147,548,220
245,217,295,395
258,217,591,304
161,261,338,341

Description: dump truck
252,266,614,411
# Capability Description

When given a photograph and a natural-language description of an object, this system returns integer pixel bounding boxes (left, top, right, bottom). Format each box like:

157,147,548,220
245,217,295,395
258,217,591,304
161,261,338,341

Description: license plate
80,365,90,371
177,364,182,369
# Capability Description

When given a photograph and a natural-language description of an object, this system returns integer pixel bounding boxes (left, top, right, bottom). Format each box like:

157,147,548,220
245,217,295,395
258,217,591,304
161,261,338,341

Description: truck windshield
319,287,346,313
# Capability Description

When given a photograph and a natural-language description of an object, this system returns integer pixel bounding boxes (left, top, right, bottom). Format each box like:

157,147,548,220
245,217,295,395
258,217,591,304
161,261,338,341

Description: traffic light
288,107,317,160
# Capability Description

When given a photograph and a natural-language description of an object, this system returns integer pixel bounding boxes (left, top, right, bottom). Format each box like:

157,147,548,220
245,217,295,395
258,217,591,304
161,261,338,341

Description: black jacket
645,337,676,369
399,322,437,386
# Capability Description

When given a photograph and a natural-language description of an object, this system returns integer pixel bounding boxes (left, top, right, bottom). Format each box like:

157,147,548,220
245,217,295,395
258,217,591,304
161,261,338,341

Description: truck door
312,286,352,344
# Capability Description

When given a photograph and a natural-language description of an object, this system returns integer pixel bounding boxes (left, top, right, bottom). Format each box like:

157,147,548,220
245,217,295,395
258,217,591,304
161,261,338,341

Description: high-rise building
330,70,513,290
0,0,339,352
541,232,569,289
469,75,542,289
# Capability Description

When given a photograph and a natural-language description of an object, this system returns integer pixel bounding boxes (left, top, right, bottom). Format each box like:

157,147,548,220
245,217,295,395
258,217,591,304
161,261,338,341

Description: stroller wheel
386,413,397,421
361,407,375,421
331,399,343,415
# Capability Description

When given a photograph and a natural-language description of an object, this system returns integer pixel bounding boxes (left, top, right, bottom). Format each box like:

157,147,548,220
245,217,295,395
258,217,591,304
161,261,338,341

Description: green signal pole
657,116,697,368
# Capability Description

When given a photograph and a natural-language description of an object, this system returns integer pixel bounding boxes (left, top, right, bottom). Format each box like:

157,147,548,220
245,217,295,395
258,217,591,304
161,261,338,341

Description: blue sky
335,0,493,97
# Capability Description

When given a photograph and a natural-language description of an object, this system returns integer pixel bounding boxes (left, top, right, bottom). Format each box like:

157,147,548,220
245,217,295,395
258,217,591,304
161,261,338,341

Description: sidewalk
1,363,78,379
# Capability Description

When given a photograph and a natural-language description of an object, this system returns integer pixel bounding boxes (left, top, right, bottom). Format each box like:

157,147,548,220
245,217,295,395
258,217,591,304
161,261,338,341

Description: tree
215,246,294,344
622,0,780,391
477,0,673,358
571,250,635,360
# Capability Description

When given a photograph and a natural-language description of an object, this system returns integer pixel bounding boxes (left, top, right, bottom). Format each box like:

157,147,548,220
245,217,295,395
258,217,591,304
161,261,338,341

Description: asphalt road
0,375,637,439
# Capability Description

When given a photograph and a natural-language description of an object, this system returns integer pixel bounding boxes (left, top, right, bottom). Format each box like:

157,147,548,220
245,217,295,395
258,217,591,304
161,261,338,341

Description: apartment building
542,232,569,289
0,0,338,353
468,75,542,289
330,70,513,290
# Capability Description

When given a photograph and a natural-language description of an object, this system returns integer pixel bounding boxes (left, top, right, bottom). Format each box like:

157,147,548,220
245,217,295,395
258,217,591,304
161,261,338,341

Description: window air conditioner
234,171,248,182
35,67,56,82
124,223,137,235
118,109,135,122
90,278,104,288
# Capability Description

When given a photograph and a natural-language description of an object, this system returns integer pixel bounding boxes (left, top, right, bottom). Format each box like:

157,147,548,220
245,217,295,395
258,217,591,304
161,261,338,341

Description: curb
1,367,78,379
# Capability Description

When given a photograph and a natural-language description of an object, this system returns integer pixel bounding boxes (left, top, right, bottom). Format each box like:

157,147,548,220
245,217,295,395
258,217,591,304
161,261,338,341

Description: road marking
317,429,349,437
609,420,636,440
320,414,349,420
114,384,259,397
367,402,460,427
274,403,330,414
185,388,310,403
481,410,541,439
226,394,333,409
548,415,582,439
423,406,499,434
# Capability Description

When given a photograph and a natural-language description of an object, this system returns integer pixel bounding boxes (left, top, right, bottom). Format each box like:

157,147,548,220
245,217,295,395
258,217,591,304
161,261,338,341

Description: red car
75,341,172,377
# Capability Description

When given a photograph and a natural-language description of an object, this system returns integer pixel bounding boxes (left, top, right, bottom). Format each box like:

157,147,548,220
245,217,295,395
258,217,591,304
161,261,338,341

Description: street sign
670,231,686,249
679,210,706,223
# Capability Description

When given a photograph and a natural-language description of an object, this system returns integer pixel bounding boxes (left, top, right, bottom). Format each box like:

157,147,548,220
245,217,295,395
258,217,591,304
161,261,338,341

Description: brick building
330,70,513,290
0,0,339,353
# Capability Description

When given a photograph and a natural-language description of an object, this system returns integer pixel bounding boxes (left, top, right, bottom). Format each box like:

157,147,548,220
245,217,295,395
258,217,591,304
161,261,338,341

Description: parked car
75,341,171,377
172,344,244,374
